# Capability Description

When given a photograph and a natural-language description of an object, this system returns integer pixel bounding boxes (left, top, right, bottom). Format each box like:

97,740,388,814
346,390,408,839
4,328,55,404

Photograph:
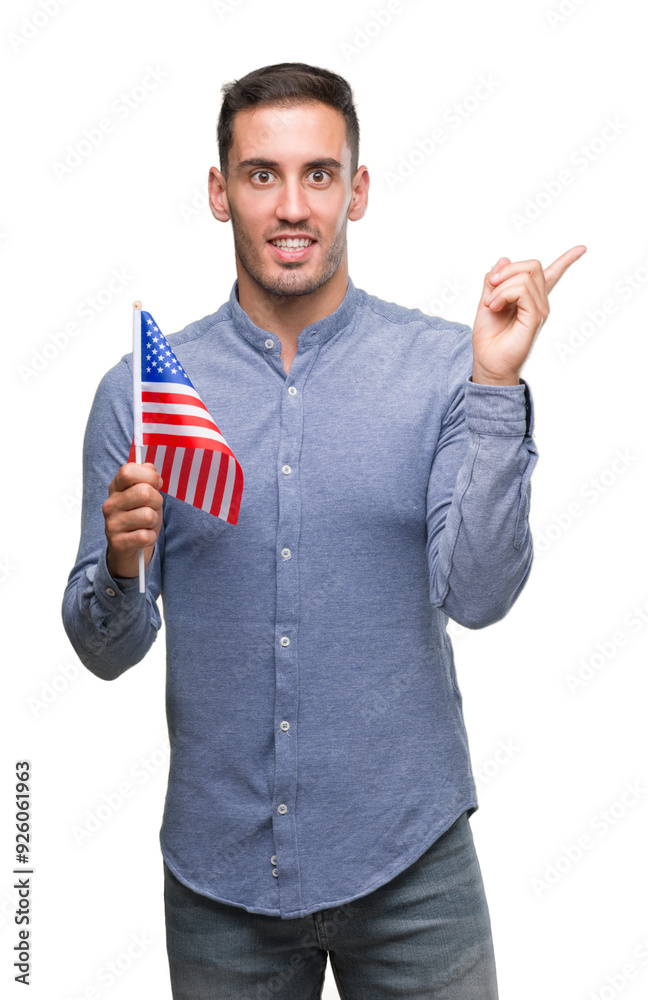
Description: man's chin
254,268,332,299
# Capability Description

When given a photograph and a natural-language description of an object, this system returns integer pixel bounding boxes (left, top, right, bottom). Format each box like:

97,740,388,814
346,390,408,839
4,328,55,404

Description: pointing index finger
544,245,587,294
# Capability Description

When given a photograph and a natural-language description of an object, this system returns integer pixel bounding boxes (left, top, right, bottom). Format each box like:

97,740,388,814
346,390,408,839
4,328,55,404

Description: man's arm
426,246,586,627
426,328,537,629
61,359,164,681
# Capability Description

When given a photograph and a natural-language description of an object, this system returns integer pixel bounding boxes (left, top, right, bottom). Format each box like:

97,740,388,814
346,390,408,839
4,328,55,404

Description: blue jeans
163,809,499,999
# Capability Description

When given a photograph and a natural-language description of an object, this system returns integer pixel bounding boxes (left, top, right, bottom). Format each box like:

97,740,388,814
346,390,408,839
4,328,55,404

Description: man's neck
235,262,349,353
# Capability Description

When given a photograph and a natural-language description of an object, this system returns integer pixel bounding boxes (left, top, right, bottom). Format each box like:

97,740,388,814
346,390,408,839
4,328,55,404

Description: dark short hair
217,62,360,179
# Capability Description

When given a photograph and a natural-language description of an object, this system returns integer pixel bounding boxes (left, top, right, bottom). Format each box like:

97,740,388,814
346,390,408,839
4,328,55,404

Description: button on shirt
62,277,538,919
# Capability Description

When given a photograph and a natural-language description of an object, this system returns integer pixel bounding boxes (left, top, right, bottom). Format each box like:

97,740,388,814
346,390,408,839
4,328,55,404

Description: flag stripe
142,402,212,418
142,432,232,452
201,451,221,512
153,443,166,474
212,448,231,518
193,451,213,510
142,423,227,445
185,449,204,506
168,447,185,496
142,381,203,400
227,461,244,524
175,449,196,502
142,412,225,436
161,445,176,491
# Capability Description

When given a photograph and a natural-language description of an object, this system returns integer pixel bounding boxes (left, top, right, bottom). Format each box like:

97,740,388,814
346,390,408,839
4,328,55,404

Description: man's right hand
102,462,164,579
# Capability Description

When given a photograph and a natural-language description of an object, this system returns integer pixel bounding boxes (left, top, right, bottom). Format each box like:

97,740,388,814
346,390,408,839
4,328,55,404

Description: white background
3,0,647,997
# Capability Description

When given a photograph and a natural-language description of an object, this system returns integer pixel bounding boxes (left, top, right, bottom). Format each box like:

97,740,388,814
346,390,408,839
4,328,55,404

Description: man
62,62,585,999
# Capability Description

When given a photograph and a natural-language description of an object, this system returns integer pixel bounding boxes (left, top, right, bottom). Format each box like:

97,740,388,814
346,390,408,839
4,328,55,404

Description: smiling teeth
271,238,314,248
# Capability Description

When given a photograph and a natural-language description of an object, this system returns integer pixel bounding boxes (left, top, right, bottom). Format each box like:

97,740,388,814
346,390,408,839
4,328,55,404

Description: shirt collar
228,276,358,352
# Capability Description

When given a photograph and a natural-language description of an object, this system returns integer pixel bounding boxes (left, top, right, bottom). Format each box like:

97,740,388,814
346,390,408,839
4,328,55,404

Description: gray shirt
62,276,538,918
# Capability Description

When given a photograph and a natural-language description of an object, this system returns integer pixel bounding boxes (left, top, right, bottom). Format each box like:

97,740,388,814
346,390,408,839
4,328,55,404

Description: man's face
220,101,357,298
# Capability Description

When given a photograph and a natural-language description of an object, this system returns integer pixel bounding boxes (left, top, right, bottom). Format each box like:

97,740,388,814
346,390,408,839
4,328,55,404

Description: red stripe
142,433,233,453
128,441,136,463
210,450,231,516
175,449,195,502
226,461,244,525
161,446,176,493
142,412,219,433
193,451,213,509
142,391,209,411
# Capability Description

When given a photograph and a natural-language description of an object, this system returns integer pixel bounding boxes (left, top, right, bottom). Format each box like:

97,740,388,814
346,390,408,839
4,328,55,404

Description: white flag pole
132,301,146,594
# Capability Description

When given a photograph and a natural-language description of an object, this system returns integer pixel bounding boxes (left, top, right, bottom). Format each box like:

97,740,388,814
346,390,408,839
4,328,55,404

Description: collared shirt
62,276,538,919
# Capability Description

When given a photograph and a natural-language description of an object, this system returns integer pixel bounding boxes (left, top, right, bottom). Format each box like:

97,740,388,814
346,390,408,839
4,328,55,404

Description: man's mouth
269,238,315,250
268,238,317,262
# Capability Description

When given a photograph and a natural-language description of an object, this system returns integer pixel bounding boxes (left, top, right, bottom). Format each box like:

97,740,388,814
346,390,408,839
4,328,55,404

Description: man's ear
208,166,230,222
348,165,370,221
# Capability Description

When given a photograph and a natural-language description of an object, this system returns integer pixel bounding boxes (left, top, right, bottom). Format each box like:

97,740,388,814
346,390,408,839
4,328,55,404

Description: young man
62,62,585,999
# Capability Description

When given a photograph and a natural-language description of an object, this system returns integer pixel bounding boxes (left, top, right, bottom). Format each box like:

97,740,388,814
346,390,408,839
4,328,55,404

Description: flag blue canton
140,310,192,386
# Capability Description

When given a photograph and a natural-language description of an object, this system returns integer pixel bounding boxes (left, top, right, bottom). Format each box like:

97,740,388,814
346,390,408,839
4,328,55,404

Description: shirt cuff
464,376,534,437
86,546,145,613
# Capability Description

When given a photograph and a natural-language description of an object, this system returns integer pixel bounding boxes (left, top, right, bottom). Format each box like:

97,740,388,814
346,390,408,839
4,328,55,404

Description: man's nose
275,178,311,223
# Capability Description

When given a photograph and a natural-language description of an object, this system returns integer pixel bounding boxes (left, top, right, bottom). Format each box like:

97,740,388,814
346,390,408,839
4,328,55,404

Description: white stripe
143,402,211,419
219,455,236,521
142,422,228,447
141,381,202,400
168,448,185,496
184,450,204,506
153,444,166,474
201,450,222,512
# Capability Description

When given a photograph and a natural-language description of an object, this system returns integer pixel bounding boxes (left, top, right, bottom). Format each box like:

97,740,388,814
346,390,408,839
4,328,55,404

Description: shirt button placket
271,354,314,915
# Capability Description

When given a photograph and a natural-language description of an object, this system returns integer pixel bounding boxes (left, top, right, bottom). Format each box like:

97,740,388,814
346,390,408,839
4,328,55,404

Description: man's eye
309,170,329,183
252,171,273,184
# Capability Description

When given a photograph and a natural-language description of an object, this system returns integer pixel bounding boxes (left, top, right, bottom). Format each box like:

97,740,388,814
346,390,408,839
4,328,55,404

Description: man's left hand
471,245,587,385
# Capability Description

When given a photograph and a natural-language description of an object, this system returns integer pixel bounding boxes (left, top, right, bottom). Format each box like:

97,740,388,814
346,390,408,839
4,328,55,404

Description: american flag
128,308,243,525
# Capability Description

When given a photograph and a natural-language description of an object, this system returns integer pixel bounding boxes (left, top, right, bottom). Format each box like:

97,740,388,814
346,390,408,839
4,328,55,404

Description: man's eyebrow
236,157,343,172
